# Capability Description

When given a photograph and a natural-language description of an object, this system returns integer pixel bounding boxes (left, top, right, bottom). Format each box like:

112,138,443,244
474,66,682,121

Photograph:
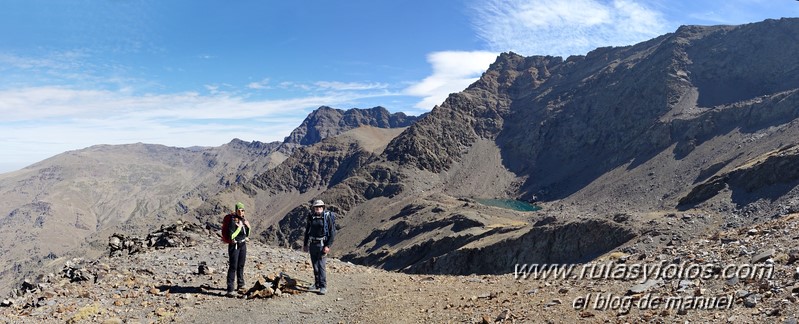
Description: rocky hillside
0,106,417,296
280,106,418,152
238,18,799,279
1,213,797,323
386,18,799,205
0,142,274,296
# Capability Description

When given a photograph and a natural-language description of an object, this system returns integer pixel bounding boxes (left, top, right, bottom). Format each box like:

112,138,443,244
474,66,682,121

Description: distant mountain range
2,18,799,296
0,106,415,294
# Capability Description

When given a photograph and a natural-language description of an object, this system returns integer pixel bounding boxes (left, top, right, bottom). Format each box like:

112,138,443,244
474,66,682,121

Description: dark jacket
227,214,250,243
303,210,336,248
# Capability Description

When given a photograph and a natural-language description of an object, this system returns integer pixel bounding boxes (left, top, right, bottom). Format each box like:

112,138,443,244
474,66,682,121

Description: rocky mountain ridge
241,18,799,280
280,106,418,152
0,106,416,296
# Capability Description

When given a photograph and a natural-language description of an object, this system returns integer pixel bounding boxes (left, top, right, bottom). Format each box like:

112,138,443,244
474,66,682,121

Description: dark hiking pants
309,243,327,288
227,242,246,292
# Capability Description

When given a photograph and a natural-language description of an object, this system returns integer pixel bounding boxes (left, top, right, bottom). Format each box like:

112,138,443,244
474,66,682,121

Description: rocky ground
1,213,798,323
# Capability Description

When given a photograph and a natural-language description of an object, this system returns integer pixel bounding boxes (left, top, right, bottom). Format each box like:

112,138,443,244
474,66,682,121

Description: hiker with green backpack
222,202,250,297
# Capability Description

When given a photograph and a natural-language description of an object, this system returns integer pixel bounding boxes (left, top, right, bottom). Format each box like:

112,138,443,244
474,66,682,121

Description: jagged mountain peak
386,18,799,179
224,138,281,152
281,106,418,148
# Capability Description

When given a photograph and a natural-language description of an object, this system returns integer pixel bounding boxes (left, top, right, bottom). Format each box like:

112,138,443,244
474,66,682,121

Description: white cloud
404,51,498,110
513,0,611,27
247,79,270,90
0,86,401,173
682,0,799,25
470,0,670,57
314,81,388,91
205,84,220,94
278,81,311,91
0,87,396,122
404,0,671,111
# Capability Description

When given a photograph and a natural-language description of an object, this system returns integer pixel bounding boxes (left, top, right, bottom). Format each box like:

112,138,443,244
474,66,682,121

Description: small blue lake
473,198,541,212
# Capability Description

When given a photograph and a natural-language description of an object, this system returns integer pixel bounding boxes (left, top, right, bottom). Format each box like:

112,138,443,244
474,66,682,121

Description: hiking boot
309,284,319,291
225,291,237,298
318,287,327,295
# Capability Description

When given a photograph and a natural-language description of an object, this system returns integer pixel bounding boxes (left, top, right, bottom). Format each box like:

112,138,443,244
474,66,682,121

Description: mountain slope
0,106,418,296
249,18,799,276
0,143,263,295
386,19,799,204
280,106,418,152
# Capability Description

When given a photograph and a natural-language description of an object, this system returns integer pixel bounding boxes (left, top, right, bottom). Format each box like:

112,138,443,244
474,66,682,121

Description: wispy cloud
247,78,270,90
403,0,670,111
0,87,390,122
470,0,669,57
404,51,498,110
205,84,221,94
278,81,311,91
314,81,388,91
202,83,236,95
0,51,149,93
681,0,799,25
0,85,404,172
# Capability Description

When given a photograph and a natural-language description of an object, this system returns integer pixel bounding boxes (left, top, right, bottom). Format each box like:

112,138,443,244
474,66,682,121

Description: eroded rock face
405,219,636,275
679,145,799,208
283,106,418,148
337,197,636,276
251,141,377,194
388,19,799,203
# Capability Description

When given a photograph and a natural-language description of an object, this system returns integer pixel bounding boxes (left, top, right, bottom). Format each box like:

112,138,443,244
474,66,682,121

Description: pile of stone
1,258,105,311
1,278,43,308
242,272,308,299
108,233,145,257
62,259,98,283
110,221,209,257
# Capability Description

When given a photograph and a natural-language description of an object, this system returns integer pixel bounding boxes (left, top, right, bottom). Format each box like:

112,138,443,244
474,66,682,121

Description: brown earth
1,213,797,323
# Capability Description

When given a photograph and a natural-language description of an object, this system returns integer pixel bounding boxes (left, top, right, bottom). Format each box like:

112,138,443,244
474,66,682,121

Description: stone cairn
109,221,206,257
240,272,308,299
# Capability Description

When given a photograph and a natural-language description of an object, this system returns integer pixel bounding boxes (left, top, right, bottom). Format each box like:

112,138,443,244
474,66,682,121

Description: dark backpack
221,213,235,244
310,211,331,239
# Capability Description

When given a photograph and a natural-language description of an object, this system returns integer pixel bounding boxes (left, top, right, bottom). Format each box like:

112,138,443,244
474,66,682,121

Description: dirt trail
3,216,799,323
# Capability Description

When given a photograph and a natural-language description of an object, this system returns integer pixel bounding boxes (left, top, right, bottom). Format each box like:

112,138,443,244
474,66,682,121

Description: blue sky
1,0,797,173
